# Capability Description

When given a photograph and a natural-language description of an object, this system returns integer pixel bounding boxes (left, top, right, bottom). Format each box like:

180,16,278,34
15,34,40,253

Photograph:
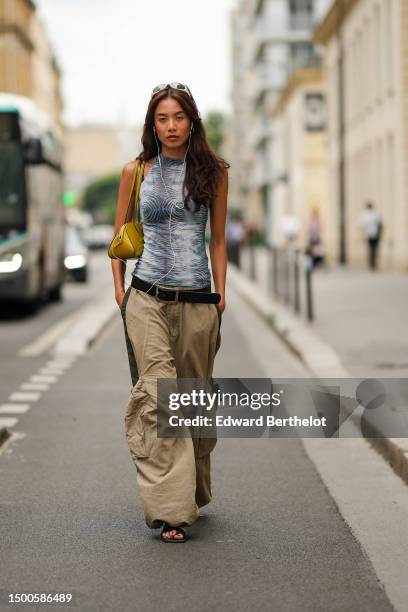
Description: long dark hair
136,87,230,210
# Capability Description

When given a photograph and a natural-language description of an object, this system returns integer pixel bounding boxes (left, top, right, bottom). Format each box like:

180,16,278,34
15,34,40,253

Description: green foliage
204,111,225,153
81,173,120,224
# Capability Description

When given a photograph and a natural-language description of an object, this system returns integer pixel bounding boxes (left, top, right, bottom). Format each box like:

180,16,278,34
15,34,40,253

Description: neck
160,144,187,160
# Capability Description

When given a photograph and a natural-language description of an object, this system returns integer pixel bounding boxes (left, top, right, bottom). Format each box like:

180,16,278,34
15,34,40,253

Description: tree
204,111,225,153
81,173,120,224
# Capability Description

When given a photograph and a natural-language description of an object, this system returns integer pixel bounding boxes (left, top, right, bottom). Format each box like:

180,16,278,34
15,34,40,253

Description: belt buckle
156,287,179,303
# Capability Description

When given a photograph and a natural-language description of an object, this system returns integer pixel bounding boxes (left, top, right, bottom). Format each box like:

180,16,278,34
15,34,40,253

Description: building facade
230,0,332,242
271,67,330,253
315,0,408,270
63,124,143,197
0,0,63,133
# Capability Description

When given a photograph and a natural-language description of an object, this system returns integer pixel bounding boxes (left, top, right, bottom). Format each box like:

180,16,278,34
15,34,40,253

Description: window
291,42,315,70
289,0,314,29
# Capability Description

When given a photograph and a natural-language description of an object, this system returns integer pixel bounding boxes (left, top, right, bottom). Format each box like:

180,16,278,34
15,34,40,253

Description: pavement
238,245,408,377
234,245,408,485
2,252,408,610
2,281,408,611
0,253,120,446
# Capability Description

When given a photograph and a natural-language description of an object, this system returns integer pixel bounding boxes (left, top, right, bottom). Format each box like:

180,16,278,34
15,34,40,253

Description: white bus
0,93,65,311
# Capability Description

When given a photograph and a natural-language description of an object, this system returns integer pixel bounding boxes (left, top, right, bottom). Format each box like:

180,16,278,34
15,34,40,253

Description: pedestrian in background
226,213,244,266
111,83,228,543
305,208,325,269
359,202,383,270
280,209,300,248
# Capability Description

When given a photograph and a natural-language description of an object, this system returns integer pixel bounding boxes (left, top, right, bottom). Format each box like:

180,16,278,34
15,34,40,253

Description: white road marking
9,392,41,402
0,404,30,414
18,311,82,357
29,375,58,384
45,359,76,369
38,368,66,376
21,383,50,391
0,417,18,428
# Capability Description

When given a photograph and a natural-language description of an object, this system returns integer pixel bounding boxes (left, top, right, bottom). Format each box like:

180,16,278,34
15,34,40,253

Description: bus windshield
0,140,26,232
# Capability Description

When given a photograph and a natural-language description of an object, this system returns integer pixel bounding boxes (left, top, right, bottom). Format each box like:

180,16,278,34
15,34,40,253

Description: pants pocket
121,287,139,387
124,391,150,459
215,302,222,323
120,286,131,318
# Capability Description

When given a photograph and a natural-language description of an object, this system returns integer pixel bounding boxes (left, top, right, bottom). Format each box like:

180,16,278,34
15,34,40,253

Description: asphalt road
0,268,398,612
0,252,114,403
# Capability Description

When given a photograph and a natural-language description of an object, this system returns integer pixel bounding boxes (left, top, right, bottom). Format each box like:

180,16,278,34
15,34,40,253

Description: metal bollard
294,249,300,314
272,246,278,298
249,240,256,281
284,248,291,305
267,245,273,295
304,254,314,322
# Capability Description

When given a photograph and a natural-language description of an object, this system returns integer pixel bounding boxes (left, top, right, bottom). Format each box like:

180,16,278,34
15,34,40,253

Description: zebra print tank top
132,154,212,288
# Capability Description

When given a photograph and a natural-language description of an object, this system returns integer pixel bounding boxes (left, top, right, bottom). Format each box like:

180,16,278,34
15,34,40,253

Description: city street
1,253,408,611
2,0,408,610
0,254,113,407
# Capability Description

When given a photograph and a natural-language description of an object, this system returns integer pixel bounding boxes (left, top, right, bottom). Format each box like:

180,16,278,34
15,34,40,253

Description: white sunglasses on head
151,82,193,99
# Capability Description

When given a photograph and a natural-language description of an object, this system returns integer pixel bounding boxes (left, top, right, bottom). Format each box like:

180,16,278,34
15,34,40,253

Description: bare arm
209,166,228,313
111,161,137,307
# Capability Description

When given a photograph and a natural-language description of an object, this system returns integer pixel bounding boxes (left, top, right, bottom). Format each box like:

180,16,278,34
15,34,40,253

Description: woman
306,208,325,269
111,82,228,543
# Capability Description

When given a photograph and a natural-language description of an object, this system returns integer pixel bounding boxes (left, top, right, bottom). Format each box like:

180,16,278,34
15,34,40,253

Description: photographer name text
167,415,327,428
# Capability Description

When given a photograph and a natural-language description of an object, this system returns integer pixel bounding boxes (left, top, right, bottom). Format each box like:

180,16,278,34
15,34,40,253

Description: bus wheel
49,284,63,302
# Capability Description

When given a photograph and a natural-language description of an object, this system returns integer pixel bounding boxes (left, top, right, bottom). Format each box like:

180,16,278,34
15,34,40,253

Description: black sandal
160,522,188,543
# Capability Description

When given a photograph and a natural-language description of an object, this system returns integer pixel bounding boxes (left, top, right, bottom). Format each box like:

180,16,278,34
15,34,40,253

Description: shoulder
219,164,229,178
122,160,138,180
217,161,229,175
123,157,155,179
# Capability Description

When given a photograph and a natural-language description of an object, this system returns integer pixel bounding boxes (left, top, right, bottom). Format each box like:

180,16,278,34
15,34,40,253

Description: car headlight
0,253,23,273
64,254,86,270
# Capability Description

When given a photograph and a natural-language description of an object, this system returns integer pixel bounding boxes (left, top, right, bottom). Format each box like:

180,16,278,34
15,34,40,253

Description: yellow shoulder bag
108,158,146,260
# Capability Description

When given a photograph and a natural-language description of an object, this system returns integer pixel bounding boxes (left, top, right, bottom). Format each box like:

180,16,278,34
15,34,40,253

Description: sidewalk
305,264,408,378
239,245,408,377
230,245,408,484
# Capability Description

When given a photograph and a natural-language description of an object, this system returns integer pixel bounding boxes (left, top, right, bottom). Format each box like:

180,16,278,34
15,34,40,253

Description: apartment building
270,67,330,253
63,124,143,197
230,0,331,241
315,0,408,270
0,0,63,133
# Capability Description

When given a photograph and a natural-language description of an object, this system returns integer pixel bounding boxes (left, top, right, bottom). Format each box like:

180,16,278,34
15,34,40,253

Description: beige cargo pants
120,282,222,529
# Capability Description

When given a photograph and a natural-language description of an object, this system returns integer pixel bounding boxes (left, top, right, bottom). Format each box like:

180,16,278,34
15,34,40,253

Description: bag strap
124,158,146,224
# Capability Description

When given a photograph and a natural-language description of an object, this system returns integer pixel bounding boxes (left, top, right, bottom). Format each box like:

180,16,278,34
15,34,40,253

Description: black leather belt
131,275,221,304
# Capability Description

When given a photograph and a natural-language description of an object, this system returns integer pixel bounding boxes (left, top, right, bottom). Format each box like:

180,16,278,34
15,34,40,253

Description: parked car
82,224,113,250
64,225,89,283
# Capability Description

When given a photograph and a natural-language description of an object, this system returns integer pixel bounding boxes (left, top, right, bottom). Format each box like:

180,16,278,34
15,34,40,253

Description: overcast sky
35,0,238,128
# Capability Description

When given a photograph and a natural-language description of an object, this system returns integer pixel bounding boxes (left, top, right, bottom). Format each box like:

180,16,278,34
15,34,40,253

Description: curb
53,293,119,357
227,263,408,486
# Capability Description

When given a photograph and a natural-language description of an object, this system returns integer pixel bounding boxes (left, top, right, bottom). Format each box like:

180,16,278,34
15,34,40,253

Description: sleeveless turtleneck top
131,154,212,288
